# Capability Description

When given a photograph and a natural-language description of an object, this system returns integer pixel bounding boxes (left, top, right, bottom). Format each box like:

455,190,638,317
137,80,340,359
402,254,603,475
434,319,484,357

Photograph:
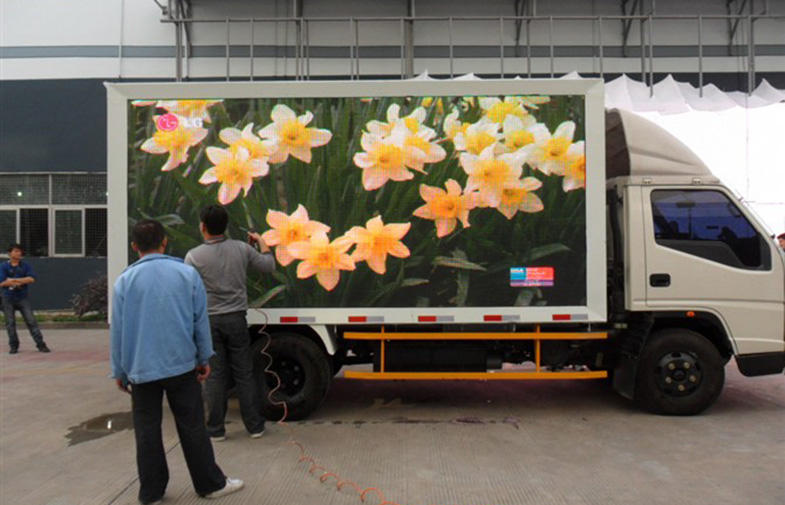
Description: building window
19,208,49,257
0,173,107,258
0,210,16,249
85,208,107,257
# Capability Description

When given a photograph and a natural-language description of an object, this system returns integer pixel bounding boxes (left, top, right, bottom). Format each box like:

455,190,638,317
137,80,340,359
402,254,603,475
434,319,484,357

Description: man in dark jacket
1,243,49,354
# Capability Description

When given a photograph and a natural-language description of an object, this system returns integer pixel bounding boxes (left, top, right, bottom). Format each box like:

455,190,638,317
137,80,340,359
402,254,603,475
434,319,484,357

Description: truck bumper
736,352,785,376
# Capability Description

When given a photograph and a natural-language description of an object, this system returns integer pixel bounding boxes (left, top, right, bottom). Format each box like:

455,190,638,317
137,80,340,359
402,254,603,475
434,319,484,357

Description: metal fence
161,12,785,94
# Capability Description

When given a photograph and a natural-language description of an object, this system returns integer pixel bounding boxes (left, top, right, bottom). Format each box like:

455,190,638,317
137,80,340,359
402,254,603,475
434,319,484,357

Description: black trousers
131,370,226,503
206,312,265,437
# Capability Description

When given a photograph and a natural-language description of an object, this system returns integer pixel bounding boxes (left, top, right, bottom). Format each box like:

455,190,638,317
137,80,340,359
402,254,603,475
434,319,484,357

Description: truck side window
651,190,770,270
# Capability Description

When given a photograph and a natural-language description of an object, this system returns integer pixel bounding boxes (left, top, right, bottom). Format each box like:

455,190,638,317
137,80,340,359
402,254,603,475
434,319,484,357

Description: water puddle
66,411,133,446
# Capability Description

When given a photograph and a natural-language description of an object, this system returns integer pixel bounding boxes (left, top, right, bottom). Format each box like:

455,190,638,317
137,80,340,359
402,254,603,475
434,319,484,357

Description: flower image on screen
127,94,586,308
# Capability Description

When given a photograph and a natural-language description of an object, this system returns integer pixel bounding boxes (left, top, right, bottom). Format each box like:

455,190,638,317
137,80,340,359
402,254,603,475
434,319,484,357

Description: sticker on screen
510,267,555,287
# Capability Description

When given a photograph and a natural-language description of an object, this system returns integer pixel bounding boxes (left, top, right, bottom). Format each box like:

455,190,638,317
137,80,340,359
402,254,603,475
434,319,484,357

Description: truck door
642,187,785,355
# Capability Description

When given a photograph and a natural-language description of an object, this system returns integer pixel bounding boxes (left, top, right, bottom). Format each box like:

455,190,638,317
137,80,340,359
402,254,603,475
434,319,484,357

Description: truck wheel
635,329,724,415
250,333,332,421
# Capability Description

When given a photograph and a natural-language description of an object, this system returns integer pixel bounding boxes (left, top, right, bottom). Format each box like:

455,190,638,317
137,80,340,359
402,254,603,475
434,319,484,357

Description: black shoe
37,345,51,353
9,348,18,354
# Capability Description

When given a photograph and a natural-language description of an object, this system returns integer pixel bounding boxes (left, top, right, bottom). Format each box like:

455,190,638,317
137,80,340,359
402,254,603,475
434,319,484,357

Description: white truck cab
606,109,785,414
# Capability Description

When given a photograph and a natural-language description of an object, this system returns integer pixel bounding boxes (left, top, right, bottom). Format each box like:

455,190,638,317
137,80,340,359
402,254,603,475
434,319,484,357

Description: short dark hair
8,243,23,254
200,205,229,235
778,233,785,241
132,219,166,252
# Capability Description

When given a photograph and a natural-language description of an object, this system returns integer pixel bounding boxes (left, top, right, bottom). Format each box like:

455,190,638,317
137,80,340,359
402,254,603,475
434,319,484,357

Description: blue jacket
0,260,35,301
110,254,213,384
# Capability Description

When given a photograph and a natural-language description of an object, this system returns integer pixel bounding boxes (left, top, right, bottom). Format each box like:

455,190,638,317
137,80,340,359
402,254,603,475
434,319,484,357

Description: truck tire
635,329,724,415
250,333,332,421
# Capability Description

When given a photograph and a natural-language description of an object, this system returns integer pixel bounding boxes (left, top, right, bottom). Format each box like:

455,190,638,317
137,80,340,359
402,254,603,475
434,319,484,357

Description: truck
106,78,785,419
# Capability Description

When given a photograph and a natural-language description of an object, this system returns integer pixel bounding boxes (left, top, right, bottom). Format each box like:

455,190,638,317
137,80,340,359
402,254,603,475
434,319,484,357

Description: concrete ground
0,329,783,505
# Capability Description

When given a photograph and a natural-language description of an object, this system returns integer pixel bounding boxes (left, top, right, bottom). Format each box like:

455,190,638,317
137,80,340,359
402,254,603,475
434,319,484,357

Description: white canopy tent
412,71,785,234
581,72,785,234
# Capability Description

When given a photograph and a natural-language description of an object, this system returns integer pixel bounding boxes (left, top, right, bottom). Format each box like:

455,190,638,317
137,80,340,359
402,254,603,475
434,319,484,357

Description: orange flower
258,104,332,164
413,179,478,238
460,144,526,208
199,147,269,205
352,126,426,190
496,177,544,219
287,232,355,291
261,205,330,266
346,216,411,274
562,141,586,192
140,117,207,172
158,100,222,123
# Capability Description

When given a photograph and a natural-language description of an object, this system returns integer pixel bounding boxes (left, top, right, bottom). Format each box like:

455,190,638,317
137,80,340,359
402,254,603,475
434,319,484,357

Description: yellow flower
158,100,222,123
453,119,501,155
199,147,269,205
353,126,427,190
258,104,332,164
460,144,526,208
479,96,530,124
496,177,544,219
402,128,447,172
219,123,277,161
520,121,576,175
367,104,433,138
346,216,411,275
443,109,471,142
413,179,478,238
287,232,356,291
502,115,549,153
261,204,330,266
421,97,445,116
140,117,208,172
562,141,586,192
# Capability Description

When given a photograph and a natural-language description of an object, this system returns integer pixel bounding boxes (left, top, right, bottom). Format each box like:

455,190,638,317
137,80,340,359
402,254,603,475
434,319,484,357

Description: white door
642,186,785,355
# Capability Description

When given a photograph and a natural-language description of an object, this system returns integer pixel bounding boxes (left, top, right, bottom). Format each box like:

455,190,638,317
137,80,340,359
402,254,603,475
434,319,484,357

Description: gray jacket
185,237,275,315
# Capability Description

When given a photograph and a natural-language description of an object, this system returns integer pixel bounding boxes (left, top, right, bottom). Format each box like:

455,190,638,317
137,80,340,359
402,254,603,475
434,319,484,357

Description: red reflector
280,316,298,323
418,316,437,322
552,314,572,321
686,311,696,318
484,315,503,322
348,316,367,323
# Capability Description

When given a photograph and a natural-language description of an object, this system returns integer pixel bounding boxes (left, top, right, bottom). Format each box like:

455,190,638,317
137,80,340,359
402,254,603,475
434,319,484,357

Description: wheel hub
267,356,306,396
655,351,702,397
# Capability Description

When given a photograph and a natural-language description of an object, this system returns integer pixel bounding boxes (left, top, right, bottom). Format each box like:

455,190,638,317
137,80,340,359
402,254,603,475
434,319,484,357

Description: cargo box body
106,79,607,325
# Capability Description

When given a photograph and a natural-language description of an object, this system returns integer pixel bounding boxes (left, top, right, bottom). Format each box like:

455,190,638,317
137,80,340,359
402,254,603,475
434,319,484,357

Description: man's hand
115,378,131,394
196,364,211,383
247,231,270,253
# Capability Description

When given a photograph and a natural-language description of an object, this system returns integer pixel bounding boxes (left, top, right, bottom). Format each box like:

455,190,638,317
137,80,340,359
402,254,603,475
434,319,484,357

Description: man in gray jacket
185,205,275,441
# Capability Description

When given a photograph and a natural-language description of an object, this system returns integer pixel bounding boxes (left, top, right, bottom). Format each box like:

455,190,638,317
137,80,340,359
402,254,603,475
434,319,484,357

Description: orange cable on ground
253,312,491,505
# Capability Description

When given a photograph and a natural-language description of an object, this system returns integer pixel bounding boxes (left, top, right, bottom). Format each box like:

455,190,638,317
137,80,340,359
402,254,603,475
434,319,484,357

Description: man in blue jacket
1,243,49,354
111,219,243,504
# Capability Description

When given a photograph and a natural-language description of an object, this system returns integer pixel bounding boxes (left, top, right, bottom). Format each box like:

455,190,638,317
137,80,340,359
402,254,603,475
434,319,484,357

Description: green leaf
153,214,185,227
433,256,486,271
250,284,287,307
455,272,469,307
514,288,537,307
522,243,571,262
401,278,429,288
